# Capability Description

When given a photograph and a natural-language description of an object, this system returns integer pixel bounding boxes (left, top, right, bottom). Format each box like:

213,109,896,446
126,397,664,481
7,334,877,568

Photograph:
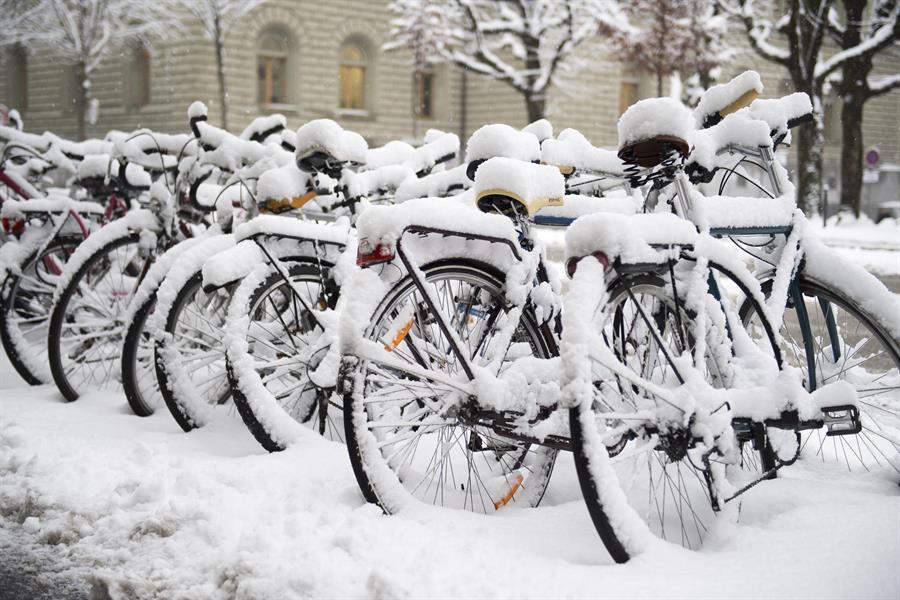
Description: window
125,44,151,109
414,71,434,118
61,68,79,114
6,45,27,111
619,81,638,115
339,43,367,111
258,29,289,105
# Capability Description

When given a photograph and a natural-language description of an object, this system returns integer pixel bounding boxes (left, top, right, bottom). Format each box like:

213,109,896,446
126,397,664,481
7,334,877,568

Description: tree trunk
794,112,824,214
214,15,228,130
75,61,88,141
839,94,865,216
656,70,664,97
525,93,545,124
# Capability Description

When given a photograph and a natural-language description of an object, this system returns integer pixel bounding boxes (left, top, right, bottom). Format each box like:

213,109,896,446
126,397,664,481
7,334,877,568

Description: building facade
1,0,898,212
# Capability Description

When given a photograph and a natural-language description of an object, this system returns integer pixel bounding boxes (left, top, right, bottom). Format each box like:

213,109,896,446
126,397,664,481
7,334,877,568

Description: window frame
6,45,28,112
257,29,290,107
414,70,434,118
338,42,368,113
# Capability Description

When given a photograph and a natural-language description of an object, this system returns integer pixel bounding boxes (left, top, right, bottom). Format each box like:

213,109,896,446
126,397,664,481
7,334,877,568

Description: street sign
865,147,880,168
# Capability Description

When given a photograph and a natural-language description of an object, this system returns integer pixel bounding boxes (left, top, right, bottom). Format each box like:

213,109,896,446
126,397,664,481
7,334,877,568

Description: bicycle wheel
343,260,558,514
227,261,340,451
156,272,232,432
121,291,159,416
1,235,81,385
569,271,733,562
741,275,900,474
48,233,146,401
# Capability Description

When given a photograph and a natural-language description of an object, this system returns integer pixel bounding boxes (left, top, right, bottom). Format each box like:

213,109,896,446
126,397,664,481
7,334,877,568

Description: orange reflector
493,472,524,510
290,190,317,209
383,318,414,352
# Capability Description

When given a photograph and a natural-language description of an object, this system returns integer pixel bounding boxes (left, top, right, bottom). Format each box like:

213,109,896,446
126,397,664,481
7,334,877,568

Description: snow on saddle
473,157,564,217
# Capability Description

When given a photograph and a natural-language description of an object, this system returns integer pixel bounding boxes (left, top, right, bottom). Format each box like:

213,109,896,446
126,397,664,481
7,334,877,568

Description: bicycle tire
343,259,558,515
121,291,158,416
47,233,144,402
0,235,82,385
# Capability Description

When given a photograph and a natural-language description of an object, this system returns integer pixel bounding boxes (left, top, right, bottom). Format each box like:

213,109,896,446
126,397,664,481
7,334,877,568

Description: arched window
125,43,151,109
258,29,289,105
339,42,368,111
6,45,27,111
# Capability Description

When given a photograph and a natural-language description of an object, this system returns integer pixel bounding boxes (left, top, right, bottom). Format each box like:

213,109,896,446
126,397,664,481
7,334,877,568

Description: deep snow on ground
1,346,899,600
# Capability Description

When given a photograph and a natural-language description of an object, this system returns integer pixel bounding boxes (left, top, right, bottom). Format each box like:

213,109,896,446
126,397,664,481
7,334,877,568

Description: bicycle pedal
821,405,862,436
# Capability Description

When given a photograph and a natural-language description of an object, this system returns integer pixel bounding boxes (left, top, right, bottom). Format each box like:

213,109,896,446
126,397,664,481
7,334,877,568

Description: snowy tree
600,0,732,99
719,0,899,214
5,0,183,139
187,0,266,131
828,0,899,215
385,0,463,138
386,0,620,123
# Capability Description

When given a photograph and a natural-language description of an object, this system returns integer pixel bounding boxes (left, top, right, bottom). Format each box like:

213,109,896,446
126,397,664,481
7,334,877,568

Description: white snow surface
565,212,697,263
541,128,624,175
618,97,694,149
0,350,897,599
0,195,105,218
465,123,541,164
294,120,367,164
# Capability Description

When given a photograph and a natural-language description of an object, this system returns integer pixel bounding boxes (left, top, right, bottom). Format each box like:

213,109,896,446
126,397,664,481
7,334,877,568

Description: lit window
415,72,433,118
258,30,289,105
339,43,367,110
619,81,638,116
6,45,27,111
125,44,151,109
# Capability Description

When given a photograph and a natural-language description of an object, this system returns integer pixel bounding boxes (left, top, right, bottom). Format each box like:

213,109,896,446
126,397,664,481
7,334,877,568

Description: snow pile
693,70,764,127
618,98,694,149
473,157,564,214
692,191,796,229
688,113,773,170
522,119,554,142
0,196,105,219
746,93,813,134
465,124,541,163
256,163,311,205
355,196,515,249
75,154,115,181
344,164,416,200
295,120,367,164
565,212,697,264
541,129,624,175
239,114,287,143
394,165,470,202
365,141,416,169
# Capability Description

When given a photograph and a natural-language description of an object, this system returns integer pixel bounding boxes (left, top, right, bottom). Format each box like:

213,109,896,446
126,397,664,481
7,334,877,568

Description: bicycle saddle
617,98,694,170
474,157,563,217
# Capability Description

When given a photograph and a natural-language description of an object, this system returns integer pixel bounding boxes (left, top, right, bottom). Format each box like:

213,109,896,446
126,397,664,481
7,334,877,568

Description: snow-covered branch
814,6,899,82
869,72,900,95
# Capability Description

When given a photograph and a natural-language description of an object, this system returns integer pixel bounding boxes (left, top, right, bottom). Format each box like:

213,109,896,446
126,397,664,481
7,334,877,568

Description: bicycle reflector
356,238,395,267
565,251,610,278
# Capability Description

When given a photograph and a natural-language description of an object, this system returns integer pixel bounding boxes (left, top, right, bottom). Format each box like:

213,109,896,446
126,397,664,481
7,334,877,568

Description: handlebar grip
786,112,814,129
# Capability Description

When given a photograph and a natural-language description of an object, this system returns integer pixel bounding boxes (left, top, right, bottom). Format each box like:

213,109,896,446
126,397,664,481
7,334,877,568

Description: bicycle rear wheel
343,260,557,514
121,291,160,416
569,271,733,562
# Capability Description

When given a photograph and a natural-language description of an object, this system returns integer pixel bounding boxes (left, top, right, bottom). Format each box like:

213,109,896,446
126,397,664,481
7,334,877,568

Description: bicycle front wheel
1,235,81,385
48,233,146,401
343,260,557,515
742,275,900,474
